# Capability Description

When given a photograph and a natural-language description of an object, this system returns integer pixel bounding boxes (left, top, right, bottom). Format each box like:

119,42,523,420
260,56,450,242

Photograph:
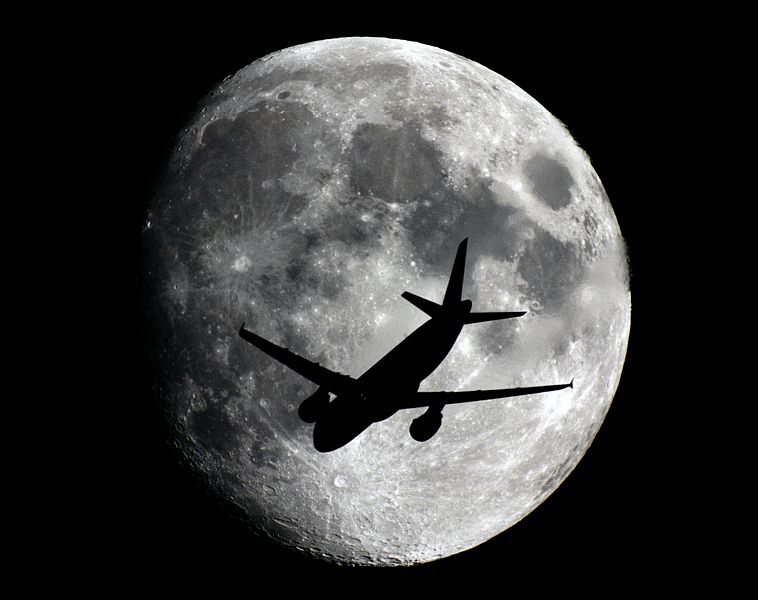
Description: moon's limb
143,37,630,565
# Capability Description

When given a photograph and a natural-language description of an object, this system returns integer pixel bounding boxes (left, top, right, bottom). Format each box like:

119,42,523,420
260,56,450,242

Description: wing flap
401,380,573,409
239,324,357,395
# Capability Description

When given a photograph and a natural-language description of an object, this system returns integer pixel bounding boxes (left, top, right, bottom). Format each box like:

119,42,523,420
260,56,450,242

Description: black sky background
73,12,723,593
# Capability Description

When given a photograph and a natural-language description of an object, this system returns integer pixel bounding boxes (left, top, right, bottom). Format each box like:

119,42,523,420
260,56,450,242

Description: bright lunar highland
142,37,631,565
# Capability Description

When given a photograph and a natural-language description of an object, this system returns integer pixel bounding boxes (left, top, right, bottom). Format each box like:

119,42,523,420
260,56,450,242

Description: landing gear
409,406,444,442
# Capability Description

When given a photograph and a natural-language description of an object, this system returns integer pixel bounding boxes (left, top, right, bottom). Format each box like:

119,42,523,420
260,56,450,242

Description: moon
142,37,630,566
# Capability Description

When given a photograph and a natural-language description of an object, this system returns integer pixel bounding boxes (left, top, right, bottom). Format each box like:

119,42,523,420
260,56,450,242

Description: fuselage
312,307,468,451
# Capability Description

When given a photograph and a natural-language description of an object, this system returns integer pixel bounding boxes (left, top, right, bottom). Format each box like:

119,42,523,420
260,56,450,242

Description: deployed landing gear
409,406,444,442
298,388,330,423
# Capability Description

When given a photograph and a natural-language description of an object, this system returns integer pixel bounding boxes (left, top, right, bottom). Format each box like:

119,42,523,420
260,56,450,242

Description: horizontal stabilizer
464,311,526,324
401,292,442,318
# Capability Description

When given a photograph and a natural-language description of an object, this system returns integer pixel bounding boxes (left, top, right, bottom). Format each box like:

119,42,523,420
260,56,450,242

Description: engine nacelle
409,408,443,442
298,387,330,423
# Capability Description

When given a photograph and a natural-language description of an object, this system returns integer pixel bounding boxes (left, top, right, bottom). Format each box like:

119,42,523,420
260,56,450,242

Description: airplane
239,238,573,452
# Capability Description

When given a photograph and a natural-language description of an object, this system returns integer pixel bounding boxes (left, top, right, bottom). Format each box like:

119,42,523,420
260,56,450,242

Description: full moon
142,37,630,566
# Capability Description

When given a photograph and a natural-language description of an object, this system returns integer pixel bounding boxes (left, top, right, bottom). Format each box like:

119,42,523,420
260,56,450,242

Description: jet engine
298,387,330,423
409,406,443,442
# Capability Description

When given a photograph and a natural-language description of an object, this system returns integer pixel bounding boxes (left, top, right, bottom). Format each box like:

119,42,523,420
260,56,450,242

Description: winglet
239,322,246,335
569,378,574,389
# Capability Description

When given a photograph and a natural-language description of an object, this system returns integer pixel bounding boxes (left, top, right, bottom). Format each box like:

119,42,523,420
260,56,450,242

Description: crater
232,255,252,272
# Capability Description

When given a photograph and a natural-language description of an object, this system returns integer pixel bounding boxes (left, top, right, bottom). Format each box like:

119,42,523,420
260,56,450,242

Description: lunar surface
142,37,630,565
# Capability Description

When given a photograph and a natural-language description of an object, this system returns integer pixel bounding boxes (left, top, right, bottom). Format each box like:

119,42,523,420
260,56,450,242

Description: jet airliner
239,239,572,452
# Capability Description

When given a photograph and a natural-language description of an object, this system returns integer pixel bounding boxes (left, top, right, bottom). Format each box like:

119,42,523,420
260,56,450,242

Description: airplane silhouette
240,238,573,452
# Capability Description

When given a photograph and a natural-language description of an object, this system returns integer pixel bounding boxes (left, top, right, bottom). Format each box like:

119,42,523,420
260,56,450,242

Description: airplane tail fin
403,239,527,324
464,311,526,324
402,291,442,318
443,238,468,307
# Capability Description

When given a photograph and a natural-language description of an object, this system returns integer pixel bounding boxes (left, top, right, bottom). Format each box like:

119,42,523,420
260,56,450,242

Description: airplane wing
239,324,358,395
400,380,573,409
